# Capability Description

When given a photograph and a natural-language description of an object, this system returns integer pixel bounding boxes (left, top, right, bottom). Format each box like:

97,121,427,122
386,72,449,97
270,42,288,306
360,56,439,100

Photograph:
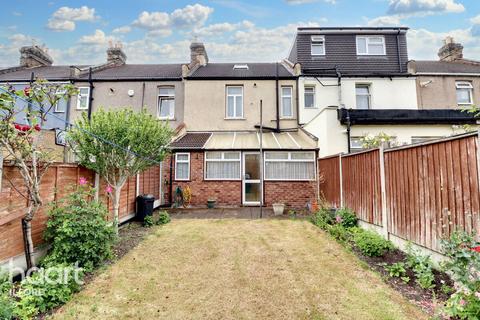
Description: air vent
233,64,249,70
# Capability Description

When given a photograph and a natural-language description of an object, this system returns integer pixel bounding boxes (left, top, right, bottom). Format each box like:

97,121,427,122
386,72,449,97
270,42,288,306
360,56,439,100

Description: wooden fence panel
318,155,341,208
341,150,383,226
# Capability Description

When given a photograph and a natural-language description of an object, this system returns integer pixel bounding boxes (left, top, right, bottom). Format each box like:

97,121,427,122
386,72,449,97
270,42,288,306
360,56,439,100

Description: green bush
327,224,352,243
43,185,116,272
310,208,334,230
335,208,358,228
0,271,14,320
155,211,171,225
143,215,154,227
13,264,84,319
405,244,435,290
353,230,393,257
384,262,407,278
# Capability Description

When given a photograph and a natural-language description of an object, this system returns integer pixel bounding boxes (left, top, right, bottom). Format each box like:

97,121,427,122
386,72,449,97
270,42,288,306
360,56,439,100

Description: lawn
52,219,426,320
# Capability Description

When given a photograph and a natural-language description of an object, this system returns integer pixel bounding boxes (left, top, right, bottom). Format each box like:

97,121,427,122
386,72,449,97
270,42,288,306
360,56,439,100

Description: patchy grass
52,219,426,320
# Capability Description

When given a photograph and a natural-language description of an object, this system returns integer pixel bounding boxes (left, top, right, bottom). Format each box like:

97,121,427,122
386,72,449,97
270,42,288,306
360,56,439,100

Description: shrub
310,208,334,230
335,208,358,228
441,231,480,319
13,264,84,319
405,244,435,290
42,185,116,272
327,224,351,243
0,271,14,320
155,211,171,225
143,215,154,227
384,262,407,278
353,230,393,257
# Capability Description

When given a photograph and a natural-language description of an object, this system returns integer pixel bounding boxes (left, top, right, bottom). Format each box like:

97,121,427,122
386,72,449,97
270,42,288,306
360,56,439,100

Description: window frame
304,86,316,109
350,136,364,152
411,136,442,144
355,83,371,109
280,86,293,118
174,152,190,181
157,86,175,120
54,88,67,113
455,81,474,105
356,36,386,56
263,151,316,181
76,87,90,110
311,35,325,56
204,151,242,181
225,85,244,119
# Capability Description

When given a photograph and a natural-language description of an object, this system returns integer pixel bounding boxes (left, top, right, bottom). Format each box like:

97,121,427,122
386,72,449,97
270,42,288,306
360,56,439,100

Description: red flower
23,87,30,97
34,124,41,131
471,246,480,253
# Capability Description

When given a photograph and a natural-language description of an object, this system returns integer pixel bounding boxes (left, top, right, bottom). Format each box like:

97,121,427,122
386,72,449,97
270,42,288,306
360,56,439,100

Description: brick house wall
264,181,317,209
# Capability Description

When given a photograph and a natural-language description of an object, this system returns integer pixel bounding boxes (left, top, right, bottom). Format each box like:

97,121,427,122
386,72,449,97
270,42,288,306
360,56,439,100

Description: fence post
0,154,3,191
379,146,389,239
339,154,343,208
136,173,140,197
94,173,100,200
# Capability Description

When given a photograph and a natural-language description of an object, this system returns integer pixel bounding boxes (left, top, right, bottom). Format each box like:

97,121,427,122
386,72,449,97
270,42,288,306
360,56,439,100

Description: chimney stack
20,45,53,68
189,42,208,69
106,42,127,66
438,36,463,62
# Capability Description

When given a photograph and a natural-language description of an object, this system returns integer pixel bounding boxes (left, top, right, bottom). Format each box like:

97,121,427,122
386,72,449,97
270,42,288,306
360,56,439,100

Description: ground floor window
175,153,190,181
411,136,442,144
264,151,315,181
205,151,241,180
350,137,364,152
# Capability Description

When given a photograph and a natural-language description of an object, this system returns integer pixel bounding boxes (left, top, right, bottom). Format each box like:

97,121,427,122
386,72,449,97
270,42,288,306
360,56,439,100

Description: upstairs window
355,84,371,109
456,81,473,105
311,36,325,56
158,87,175,119
226,86,243,118
54,88,67,113
76,87,90,110
304,86,315,108
356,36,386,55
281,86,293,118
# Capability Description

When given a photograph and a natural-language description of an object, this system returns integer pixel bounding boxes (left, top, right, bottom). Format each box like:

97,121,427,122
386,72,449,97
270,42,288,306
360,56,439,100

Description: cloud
12,11,22,16
387,0,465,15
212,0,270,18
193,20,254,37
285,0,336,4
46,6,98,32
79,29,114,45
471,15,480,25
112,26,132,34
366,15,403,26
131,4,213,36
0,33,41,67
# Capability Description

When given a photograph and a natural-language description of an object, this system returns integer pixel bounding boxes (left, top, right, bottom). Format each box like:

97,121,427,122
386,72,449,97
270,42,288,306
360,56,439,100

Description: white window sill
76,108,88,111
304,107,318,109
280,117,295,120
158,118,176,121
224,117,246,120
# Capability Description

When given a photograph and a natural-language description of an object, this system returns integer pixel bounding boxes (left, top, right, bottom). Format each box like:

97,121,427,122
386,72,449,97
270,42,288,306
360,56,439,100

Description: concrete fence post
94,173,100,201
136,173,140,197
379,146,389,239
339,154,343,208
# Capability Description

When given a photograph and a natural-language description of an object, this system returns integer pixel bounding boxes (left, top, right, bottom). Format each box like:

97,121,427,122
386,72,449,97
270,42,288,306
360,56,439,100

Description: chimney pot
438,36,463,62
19,45,53,68
107,43,127,66
189,42,208,69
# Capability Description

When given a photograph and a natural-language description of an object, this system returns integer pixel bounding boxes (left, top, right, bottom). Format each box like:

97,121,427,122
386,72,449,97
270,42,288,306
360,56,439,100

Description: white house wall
299,77,418,124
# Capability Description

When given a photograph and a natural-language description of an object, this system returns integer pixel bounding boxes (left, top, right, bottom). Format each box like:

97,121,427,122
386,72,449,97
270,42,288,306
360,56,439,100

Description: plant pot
207,199,216,209
272,203,285,216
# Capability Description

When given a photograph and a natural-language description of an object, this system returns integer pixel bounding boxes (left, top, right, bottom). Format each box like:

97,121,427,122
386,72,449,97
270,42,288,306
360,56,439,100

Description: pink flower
105,185,113,193
335,215,343,224
78,177,88,185
459,299,467,306
475,292,480,299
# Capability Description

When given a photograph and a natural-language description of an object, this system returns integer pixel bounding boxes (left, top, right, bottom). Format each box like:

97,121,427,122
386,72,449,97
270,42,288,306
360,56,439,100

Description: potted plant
272,203,285,216
207,199,216,209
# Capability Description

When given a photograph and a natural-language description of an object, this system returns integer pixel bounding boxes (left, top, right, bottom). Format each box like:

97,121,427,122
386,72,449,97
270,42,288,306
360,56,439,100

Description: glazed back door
242,152,261,205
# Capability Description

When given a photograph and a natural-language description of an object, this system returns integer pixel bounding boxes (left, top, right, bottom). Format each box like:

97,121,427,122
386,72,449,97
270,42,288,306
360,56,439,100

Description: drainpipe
296,74,300,126
141,82,146,110
346,109,351,153
396,29,403,73
275,62,280,132
87,67,94,120
335,66,343,108
168,155,173,205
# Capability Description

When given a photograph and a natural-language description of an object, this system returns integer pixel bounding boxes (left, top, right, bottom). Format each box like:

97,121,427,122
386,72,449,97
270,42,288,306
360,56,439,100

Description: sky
0,0,479,67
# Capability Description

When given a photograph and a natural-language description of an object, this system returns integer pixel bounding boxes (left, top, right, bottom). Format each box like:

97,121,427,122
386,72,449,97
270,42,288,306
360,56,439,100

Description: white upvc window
411,136,442,144
350,137,364,152
54,88,67,113
76,87,90,110
311,35,325,56
264,151,316,181
226,86,243,119
356,84,371,109
304,86,315,108
204,151,241,180
175,153,190,181
456,81,473,105
281,86,293,118
158,86,175,119
356,36,386,55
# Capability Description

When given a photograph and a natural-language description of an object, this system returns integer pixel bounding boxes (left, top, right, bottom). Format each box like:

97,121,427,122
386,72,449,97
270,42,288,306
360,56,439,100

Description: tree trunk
22,218,34,270
112,187,122,234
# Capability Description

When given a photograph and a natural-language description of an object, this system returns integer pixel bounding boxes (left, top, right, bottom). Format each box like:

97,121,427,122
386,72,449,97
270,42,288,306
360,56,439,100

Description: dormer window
356,36,386,55
311,36,325,56
233,64,249,70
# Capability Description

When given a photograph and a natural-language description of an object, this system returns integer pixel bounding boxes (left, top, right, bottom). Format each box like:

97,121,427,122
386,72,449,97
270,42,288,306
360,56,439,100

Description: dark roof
297,27,409,32
288,29,409,76
338,108,479,125
187,63,295,79
414,60,480,74
0,66,73,82
79,64,183,80
170,132,212,149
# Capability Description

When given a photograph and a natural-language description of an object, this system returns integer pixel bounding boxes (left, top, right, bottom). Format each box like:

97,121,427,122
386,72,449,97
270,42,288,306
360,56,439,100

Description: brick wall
264,181,317,209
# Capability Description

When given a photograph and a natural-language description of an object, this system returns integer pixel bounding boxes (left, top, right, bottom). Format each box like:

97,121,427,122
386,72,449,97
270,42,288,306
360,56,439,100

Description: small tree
360,132,395,149
68,108,173,233
0,80,76,269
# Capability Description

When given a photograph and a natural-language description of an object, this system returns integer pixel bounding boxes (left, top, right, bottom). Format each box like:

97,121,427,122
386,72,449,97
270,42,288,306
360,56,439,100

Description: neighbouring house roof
171,131,317,150
78,64,183,81
186,63,295,80
0,66,75,82
170,132,212,149
338,108,479,125
413,60,480,75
